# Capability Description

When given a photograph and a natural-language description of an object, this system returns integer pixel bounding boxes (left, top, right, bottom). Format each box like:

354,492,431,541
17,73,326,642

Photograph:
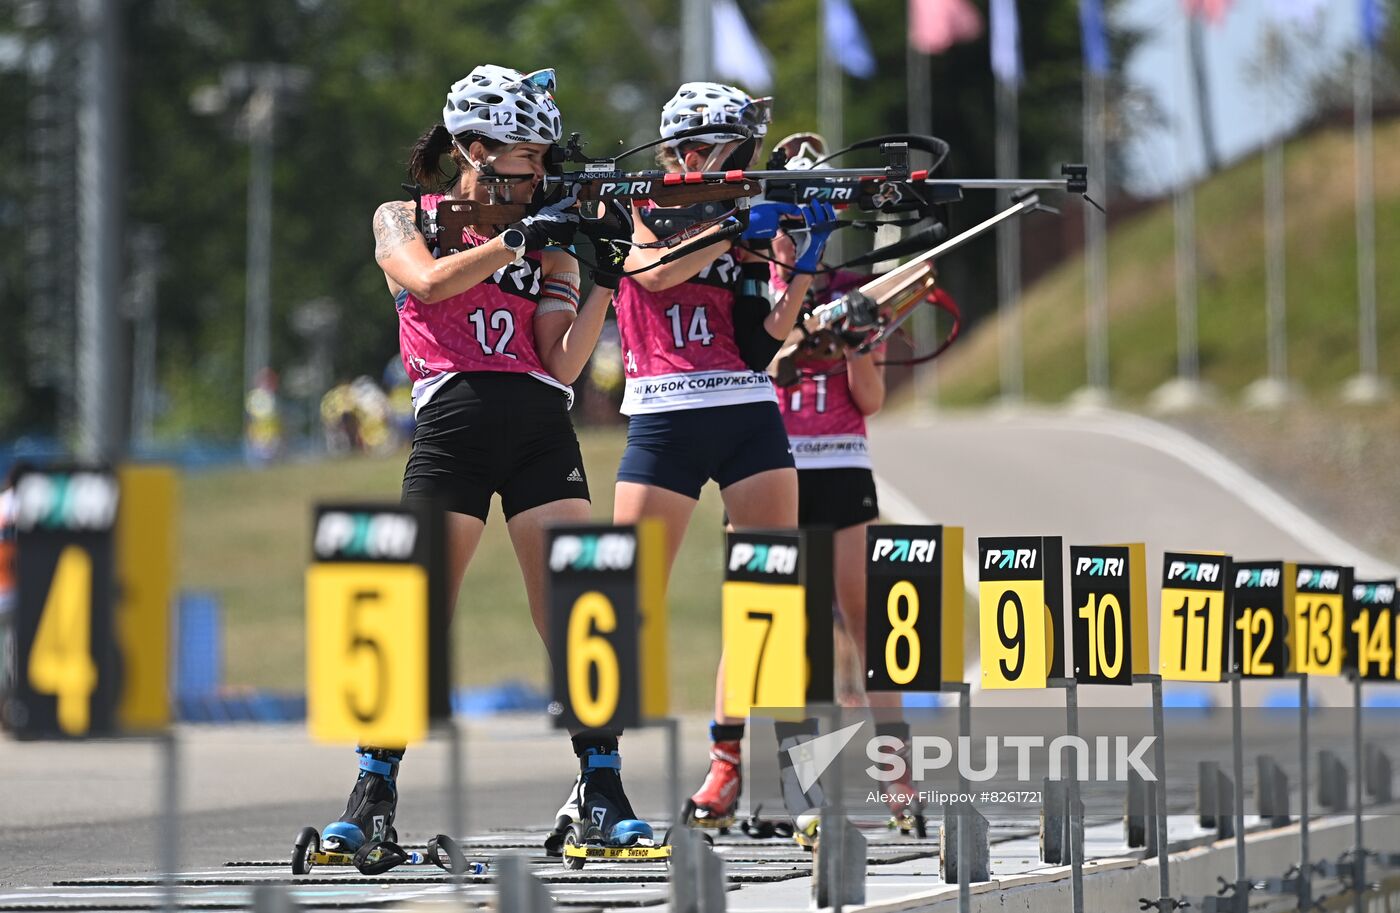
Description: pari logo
986,548,1038,571
14,471,119,532
1235,567,1282,589
1075,556,1125,577
729,541,799,575
1353,583,1397,605
800,185,856,202
550,533,636,573
315,511,418,561
1296,567,1341,591
599,180,654,196
872,538,937,563
1167,560,1221,583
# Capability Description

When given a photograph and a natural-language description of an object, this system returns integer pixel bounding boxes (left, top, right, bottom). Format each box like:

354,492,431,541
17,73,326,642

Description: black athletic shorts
617,400,795,499
797,467,880,530
401,373,589,521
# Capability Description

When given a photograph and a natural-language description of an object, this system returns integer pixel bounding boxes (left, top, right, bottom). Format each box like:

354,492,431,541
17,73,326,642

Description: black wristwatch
500,228,527,263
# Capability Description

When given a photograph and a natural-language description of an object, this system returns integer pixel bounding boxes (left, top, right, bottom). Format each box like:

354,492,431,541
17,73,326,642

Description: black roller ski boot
546,737,652,855
323,746,403,853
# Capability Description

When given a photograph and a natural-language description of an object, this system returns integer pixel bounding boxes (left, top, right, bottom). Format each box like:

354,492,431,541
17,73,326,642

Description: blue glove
740,202,804,241
792,200,839,273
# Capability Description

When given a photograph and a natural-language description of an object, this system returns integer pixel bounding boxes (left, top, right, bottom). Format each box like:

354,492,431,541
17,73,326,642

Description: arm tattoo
373,202,420,262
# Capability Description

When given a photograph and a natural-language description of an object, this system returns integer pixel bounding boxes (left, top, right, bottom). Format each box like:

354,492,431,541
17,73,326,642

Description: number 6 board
306,503,448,747
8,467,121,738
722,529,833,719
1069,544,1148,686
1159,552,1231,682
977,536,1065,690
546,522,667,732
864,525,964,692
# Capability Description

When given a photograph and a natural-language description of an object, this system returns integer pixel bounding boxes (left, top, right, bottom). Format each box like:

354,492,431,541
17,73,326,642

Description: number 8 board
864,525,964,692
977,536,1065,690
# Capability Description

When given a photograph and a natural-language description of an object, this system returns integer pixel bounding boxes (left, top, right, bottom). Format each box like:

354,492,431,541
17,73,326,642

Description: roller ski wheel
292,826,321,875
793,812,820,852
562,822,589,871
739,806,795,840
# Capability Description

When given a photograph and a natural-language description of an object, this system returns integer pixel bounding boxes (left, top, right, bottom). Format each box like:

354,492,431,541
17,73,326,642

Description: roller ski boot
880,726,927,837
546,743,666,869
776,720,827,850
290,747,478,876
683,732,741,833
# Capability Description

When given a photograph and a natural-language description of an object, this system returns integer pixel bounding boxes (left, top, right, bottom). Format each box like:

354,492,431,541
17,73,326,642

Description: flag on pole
1361,0,1389,48
1265,0,1327,23
1079,0,1109,75
990,0,1023,87
712,0,775,91
823,0,877,78
908,0,983,55
1183,0,1232,25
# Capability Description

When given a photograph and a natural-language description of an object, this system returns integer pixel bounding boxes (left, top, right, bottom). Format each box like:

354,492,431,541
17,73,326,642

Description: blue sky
1118,0,1365,196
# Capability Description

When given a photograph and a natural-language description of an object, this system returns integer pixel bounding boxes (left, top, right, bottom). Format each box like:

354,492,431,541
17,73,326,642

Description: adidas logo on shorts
566,467,584,483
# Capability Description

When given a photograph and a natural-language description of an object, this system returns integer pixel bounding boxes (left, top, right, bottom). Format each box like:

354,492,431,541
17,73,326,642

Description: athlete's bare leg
507,498,593,642
444,510,487,623
613,481,698,569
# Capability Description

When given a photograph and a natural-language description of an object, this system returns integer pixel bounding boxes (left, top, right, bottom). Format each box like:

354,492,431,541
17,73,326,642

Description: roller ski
544,744,671,870
682,734,741,834
881,732,928,838
291,746,477,875
291,828,478,876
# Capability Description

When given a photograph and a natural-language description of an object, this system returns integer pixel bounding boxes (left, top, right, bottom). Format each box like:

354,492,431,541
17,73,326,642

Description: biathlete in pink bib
607,83,839,830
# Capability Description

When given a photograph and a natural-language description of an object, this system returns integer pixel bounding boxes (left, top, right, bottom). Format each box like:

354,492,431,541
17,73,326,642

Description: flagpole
995,76,1023,405
906,29,937,408
818,0,846,267
1245,22,1298,409
681,0,712,82
1151,8,1211,413
1343,37,1390,402
1073,70,1110,407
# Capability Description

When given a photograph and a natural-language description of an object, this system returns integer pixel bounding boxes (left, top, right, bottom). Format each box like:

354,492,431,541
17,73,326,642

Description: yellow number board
978,536,1063,689
1293,564,1350,677
547,523,666,732
1069,544,1148,686
305,505,444,747
1348,579,1396,682
1229,561,1293,678
721,530,832,719
11,467,121,739
115,466,177,731
864,525,964,692
1159,552,1231,682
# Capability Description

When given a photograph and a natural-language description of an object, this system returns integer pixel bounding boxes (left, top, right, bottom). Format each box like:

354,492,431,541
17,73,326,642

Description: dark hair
407,125,506,190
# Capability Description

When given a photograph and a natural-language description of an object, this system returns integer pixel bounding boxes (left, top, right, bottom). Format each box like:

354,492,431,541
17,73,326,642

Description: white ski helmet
442,65,562,145
659,82,771,150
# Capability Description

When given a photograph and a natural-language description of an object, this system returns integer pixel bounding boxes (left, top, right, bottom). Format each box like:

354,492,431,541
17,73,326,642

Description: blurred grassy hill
180,429,730,711
933,120,1400,404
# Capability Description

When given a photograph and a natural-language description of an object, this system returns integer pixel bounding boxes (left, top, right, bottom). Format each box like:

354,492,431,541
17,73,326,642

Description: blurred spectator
0,465,18,722
321,376,397,455
244,368,284,462
383,356,416,442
